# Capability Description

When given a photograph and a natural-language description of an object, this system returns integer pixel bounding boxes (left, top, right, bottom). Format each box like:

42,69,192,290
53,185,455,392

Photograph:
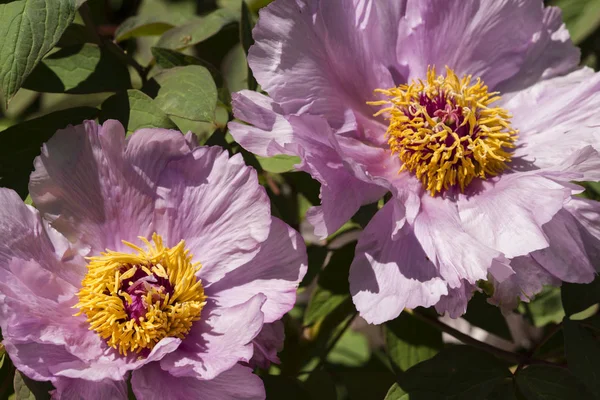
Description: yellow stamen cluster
370,66,517,195
74,233,206,355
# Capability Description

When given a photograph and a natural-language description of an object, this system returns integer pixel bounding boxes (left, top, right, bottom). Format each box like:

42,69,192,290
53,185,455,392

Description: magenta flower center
120,267,174,321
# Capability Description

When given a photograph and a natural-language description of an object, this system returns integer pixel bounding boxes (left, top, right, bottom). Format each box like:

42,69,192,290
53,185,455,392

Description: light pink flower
0,121,306,399
229,0,600,323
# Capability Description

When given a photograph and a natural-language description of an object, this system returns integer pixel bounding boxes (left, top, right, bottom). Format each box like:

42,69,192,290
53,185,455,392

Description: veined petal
506,68,600,172
132,363,265,400
29,121,191,254
249,321,285,370
52,378,128,400
160,295,265,380
350,200,447,324
207,218,306,323
250,0,402,129
155,147,271,284
398,0,577,90
457,173,569,258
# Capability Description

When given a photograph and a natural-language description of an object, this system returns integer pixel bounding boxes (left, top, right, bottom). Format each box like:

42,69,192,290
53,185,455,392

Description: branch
411,309,560,368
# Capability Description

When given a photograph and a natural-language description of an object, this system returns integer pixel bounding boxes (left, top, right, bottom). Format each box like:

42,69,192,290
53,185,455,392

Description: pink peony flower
0,121,307,399
229,0,600,324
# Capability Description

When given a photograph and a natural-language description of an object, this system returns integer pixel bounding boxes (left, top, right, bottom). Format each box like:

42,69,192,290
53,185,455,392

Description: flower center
74,233,206,355
371,66,517,195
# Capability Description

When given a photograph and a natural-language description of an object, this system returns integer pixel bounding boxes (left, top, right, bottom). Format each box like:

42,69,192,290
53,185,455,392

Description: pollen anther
74,233,206,355
370,66,518,195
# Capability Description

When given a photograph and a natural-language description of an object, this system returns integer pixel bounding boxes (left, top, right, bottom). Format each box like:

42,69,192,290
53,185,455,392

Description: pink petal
457,173,569,258
249,0,401,129
52,378,128,400
531,209,598,283
490,256,560,311
249,321,285,370
496,6,579,92
350,200,448,324
505,68,600,171
206,217,307,323
434,281,477,319
29,120,192,254
0,189,109,382
398,0,575,90
132,363,265,400
160,295,265,380
414,194,501,287
565,198,600,241
229,91,295,157
154,147,271,284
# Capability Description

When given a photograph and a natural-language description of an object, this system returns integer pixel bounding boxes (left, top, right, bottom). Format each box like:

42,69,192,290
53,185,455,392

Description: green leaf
169,105,229,144
256,155,301,174
327,329,370,367
56,24,95,47
0,352,15,399
384,383,411,400
304,287,350,327
304,242,355,326
100,90,176,133
23,43,131,94
115,16,175,42
151,47,221,81
155,8,239,50
486,381,518,400
302,369,337,400
240,1,257,91
563,318,600,398
300,245,328,288
526,287,565,327
385,312,443,373
153,65,218,124
561,278,600,316
222,44,250,94
0,106,99,198
515,365,594,400
262,375,312,400
550,0,600,44
398,346,512,399
218,0,274,12
136,0,196,27
13,372,51,400
328,357,397,400
0,0,76,106
464,292,512,341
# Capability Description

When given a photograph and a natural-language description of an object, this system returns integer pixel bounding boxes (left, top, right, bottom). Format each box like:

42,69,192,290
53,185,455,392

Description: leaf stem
531,322,562,357
411,309,559,368
515,322,563,373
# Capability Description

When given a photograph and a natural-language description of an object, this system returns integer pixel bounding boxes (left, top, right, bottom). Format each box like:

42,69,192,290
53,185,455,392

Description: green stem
532,323,562,356
516,322,563,373
411,309,560,368
411,309,524,364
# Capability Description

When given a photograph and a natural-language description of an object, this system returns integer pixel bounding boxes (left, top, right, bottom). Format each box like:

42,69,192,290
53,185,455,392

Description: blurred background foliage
0,0,599,399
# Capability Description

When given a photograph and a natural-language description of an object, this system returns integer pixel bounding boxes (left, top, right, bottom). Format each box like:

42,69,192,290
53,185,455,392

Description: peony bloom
0,121,306,399
229,0,600,324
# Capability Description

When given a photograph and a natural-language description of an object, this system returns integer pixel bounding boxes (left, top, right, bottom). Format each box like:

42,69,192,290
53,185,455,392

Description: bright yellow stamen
370,66,518,195
74,233,206,355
